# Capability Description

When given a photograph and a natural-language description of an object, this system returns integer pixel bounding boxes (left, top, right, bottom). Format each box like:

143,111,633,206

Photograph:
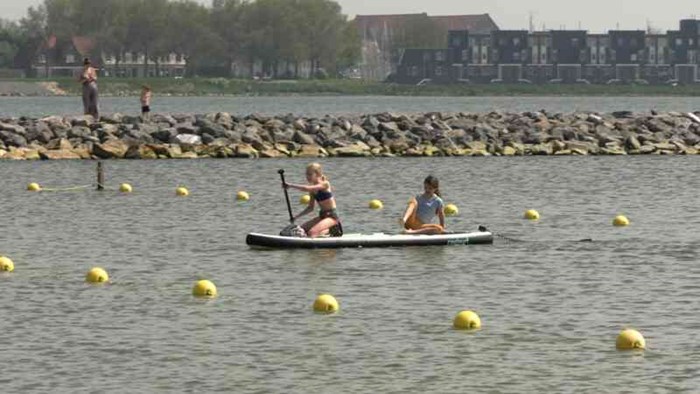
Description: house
33,34,186,79
355,13,498,80
394,18,700,85
491,30,529,82
33,35,98,78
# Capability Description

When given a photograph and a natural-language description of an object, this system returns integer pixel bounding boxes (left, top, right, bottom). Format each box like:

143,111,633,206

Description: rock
25,123,53,144
23,149,41,160
293,130,316,145
530,143,553,155
151,128,178,143
125,145,158,159
68,126,92,140
93,140,129,159
179,151,199,159
501,146,517,156
297,144,327,158
331,142,372,157
260,149,285,158
625,135,642,151
175,123,198,135
174,134,202,145
40,149,82,160
69,115,95,127
101,113,123,124
166,145,183,158
234,144,259,158
46,138,73,151
0,130,27,147
0,122,26,134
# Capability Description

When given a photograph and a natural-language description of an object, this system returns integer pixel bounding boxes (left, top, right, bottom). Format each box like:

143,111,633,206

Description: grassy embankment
2,77,700,96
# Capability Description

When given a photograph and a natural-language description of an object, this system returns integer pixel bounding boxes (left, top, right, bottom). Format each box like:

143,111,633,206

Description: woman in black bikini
283,163,343,238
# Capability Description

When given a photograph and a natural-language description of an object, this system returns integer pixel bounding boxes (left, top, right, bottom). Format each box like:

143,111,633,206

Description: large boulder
297,144,327,158
0,130,27,147
93,140,129,159
125,145,158,159
40,149,82,160
174,134,202,145
293,130,316,145
331,142,372,157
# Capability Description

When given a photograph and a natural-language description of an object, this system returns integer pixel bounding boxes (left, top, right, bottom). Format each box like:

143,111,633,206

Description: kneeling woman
400,175,446,235
284,163,343,238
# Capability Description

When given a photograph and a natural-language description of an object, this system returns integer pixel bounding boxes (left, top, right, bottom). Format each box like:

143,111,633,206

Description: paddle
278,169,295,223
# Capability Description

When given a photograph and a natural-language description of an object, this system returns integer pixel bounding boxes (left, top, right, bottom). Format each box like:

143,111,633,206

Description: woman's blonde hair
307,163,327,181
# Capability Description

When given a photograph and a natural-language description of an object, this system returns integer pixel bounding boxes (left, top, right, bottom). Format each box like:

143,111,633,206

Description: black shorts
141,106,150,113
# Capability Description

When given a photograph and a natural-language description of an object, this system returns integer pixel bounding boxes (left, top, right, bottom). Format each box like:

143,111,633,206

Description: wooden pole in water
97,161,104,191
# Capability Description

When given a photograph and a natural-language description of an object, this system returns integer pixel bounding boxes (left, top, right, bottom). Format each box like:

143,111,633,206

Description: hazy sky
3,0,698,33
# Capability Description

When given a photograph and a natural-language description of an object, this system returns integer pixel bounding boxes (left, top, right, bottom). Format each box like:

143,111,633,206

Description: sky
2,0,698,33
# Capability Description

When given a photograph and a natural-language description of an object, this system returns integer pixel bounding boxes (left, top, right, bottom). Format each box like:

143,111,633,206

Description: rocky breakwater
1,111,700,160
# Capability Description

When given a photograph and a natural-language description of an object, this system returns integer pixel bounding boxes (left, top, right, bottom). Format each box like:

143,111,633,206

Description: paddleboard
246,230,493,249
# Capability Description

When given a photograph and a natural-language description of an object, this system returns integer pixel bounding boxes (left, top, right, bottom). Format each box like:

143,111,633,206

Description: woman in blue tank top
400,175,446,235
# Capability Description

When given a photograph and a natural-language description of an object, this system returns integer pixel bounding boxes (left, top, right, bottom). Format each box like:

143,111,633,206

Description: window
452,38,461,47
462,49,469,62
513,37,520,46
572,38,580,47
435,51,445,61
676,38,683,46
66,54,75,63
499,38,506,46
513,52,521,61
423,52,431,62
631,54,638,62
435,66,444,76
410,66,419,77
690,39,695,46
617,38,625,46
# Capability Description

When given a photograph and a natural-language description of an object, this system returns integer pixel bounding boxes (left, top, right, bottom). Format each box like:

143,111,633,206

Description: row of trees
0,0,361,78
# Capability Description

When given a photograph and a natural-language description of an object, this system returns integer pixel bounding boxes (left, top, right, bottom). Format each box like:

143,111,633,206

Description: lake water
1,156,699,392
1,95,700,118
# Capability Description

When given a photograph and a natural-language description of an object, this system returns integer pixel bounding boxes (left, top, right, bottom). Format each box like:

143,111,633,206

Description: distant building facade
395,19,700,85
355,13,499,81
33,35,186,78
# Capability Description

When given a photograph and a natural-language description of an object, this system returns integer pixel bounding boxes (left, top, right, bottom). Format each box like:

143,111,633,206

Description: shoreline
1,111,699,160
2,79,700,98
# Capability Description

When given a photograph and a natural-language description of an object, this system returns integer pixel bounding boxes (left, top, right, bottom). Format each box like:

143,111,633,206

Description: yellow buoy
613,215,630,227
176,186,189,197
86,267,109,284
300,194,311,205
616,329,646,350
0,256,14,272
313,294,339,314
27,182,42,192
192,280,217,298
119,183,133,193
369,199,384,210
453,310,482,330
236,191,250,201
524,209,540,221
445,203,459,216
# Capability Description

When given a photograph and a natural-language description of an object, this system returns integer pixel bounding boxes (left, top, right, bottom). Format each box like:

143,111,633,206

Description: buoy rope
40,184,94,192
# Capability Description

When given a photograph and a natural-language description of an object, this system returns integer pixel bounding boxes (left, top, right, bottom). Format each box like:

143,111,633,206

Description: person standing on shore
79,58,99,119
140,85,152,121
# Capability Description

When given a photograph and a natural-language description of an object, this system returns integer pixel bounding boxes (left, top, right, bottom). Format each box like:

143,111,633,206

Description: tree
211,0,244,77
165,0,220,77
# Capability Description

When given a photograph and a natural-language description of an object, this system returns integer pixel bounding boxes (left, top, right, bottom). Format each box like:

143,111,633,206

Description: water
1,95,700,118
1,157,699,392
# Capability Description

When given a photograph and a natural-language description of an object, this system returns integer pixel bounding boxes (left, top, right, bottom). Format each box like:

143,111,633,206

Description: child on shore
140,85,152,121
283,163,343,238
400,175,446,235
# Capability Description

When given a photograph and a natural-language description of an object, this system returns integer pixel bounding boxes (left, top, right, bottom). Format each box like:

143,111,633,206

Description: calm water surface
1,157,700,393
1,95,700,118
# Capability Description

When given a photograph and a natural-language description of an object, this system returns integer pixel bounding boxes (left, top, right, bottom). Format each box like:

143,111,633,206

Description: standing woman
79,58,99,119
